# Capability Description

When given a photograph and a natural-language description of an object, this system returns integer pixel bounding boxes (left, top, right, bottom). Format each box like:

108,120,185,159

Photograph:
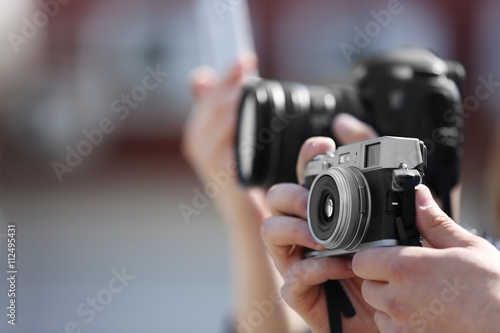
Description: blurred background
0,0,499,332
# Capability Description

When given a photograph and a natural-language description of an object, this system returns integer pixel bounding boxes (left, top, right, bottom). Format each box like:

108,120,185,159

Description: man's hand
262,118,380,333
353,185,500,333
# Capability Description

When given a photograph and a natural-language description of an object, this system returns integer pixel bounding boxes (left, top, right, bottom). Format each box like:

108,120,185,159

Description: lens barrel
235,80,307,187
235,79,363,188
307,167,371,250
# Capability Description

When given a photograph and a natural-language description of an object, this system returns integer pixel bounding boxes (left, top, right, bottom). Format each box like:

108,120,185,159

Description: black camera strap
324,176,421,333
396,176,421,246
439,161,457,218
325,279,356,333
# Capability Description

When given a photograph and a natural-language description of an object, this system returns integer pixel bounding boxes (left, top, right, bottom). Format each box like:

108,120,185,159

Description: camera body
235,48,463,210
304,136,426,257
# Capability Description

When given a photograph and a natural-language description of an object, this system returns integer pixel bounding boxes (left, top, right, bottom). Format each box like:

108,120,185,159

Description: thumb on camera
416,185,475,249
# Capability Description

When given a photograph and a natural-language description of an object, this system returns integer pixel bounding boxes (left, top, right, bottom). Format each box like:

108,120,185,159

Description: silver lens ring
342,167,371,250
307,166,371,250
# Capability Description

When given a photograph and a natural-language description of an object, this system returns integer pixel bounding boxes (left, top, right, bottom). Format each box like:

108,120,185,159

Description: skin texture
183,54,307,333
182,54,378,332
263,136,500,333
353,185,500,333
262,137,379,333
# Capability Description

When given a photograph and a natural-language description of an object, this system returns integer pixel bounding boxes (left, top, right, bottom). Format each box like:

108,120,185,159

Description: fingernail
346,259,353,270
310,241,325,252
319,138,336,153
416,186,436,208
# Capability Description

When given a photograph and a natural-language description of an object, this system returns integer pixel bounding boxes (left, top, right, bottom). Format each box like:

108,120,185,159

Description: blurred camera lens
308,167,371,250
238,94,257,180
235,79,363,188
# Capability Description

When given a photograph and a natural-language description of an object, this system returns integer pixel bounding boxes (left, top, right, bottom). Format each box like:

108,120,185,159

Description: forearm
215,187,306,332
228,226,291,332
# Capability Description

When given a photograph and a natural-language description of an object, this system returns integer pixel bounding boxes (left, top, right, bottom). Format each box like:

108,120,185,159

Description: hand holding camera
263,135,500,333
263,136,381,333
236,47,463,216
305,136,425,258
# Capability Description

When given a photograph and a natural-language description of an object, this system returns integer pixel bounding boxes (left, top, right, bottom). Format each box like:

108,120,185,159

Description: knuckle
290,261,308,282
430,213,453,229
388,326,406,333
351,253,363,275
298,189,310,215
290,187,308,217
266,185,280,206
387,256,407,280
260,218,273,244
285,262,310,298
384,298,408,321
360,279,370,299
288,223,301,241
295,258,323,283
280,283,292,305
375,296,409,325
281,273,299,305
386,249,419,279
288,221,308,245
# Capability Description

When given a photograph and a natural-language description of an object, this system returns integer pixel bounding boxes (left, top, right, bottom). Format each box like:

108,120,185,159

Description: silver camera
304,136,426,258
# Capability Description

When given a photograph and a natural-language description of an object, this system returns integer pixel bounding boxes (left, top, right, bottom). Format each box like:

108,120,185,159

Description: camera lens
235,79,313,187
308,167,371,250
238,94,257,180
235,79,364,188
318,191,336,230
323,194,334,220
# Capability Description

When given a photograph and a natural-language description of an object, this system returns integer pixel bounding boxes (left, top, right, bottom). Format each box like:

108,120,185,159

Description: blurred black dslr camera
304,136,425,257
235,48,464,214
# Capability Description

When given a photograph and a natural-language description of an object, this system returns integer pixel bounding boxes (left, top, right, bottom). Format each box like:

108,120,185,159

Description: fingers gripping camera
304,136,426,258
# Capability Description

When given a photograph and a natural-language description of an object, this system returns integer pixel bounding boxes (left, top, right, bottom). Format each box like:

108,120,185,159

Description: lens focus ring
307,167,371,250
